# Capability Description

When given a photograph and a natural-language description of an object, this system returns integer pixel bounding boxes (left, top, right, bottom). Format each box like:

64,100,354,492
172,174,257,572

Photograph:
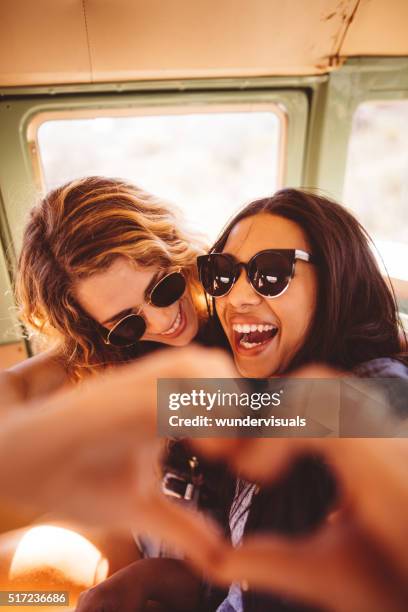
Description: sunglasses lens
108,315,146,347
249,252,293,297
150,272,186,307
198,255,235,297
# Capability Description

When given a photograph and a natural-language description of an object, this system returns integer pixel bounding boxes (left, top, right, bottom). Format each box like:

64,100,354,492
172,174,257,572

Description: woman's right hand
193,433,408,612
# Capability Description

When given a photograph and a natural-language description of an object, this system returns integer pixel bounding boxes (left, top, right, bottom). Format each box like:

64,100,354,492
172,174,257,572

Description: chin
171,323,198,347
234,356,278,379
168,335,191,347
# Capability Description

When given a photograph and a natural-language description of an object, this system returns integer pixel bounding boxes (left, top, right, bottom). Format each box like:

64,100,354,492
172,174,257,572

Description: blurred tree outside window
343,101,408,317
37,111,281,243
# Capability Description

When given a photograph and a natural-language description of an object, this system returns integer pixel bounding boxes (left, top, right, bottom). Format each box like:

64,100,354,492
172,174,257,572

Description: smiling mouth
160,303,185,338
232,322,278,353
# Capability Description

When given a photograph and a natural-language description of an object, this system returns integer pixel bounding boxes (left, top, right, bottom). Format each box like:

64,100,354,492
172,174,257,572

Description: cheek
215,299,227,328
302,278,318,332
274,283,316,343
183,293,195,316
185,303,196,327
180,296,199,337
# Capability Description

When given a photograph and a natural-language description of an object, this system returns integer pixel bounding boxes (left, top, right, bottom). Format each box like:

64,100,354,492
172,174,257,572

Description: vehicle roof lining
1,0,408,87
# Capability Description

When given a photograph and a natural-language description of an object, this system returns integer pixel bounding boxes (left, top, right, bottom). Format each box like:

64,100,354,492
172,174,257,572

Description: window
343,100,408,317
35,109,282,242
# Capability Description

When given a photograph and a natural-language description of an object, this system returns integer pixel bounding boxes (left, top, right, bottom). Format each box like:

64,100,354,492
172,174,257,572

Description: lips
159,302,186,338
231,321,279,355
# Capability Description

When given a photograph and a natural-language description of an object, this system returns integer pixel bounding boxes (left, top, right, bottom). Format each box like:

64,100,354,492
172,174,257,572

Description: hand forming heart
1,348,407,612
192,436,408,612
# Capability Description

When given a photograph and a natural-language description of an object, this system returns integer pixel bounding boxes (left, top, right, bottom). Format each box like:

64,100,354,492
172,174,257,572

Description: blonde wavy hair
16,176,207,379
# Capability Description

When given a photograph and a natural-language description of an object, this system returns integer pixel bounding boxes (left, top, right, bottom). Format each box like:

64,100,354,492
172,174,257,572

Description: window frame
0,86,309,259
28,101,288,194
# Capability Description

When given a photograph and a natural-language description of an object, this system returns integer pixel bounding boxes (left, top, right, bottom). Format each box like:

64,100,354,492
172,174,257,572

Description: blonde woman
0,177,227,609
1,175,208,403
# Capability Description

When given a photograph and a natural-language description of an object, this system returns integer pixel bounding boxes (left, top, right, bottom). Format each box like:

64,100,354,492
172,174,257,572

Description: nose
142,303,178,334
225,269,262,310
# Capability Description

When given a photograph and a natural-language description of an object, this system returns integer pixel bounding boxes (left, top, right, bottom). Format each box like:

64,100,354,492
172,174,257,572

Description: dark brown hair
210,188,405,371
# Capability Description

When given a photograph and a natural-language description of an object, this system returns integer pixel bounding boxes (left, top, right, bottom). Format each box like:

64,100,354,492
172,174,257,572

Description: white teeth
161,309,182,335
233,322,278,349
241,341,262,349
232,323,277,333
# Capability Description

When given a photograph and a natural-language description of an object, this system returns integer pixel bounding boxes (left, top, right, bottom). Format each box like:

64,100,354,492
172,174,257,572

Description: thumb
216,523,407,612
133,490,227,571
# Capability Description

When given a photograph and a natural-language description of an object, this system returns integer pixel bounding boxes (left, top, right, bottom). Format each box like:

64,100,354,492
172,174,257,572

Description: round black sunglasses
102,270,186,347
197,249,315,299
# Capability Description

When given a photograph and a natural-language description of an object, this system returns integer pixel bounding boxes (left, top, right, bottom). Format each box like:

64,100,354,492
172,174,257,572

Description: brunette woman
196,188,407,611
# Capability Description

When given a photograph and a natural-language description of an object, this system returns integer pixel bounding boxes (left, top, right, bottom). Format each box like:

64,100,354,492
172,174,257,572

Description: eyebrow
101,307,133,326
100,270,163,326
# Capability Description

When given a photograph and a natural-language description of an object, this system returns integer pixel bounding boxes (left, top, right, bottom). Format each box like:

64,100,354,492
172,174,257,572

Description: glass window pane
343,101,408,316
36,110,281,242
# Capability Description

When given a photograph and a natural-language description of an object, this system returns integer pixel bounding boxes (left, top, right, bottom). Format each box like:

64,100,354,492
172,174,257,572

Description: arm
76,558,202,612
0,350,70,409
0,346,233,565
87,525,141,574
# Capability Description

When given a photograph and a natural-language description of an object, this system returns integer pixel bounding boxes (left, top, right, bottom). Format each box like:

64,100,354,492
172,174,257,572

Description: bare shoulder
0,350,70,407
